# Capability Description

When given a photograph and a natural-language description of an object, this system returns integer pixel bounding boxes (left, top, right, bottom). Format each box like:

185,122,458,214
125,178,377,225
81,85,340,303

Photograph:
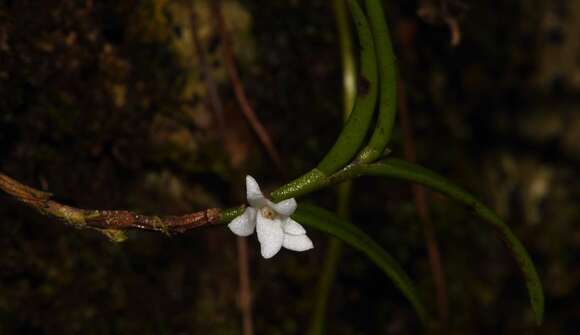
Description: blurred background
1,0,579,333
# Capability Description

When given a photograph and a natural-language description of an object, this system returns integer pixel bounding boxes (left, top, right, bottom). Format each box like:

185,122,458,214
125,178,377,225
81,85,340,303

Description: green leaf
316,0,378,174
333,0,357,119
364,159,544,324
271,0,382,201
308,0,355,332
293,204,430,324
357,0,398,163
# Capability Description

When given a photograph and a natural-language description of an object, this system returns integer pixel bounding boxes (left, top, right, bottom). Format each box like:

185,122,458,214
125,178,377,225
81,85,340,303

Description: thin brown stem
0,172,221,236
397,82,449,325
209,0,285,176
189,3,226,135
208,3,291,334
237,236,254,335
190,8,255,332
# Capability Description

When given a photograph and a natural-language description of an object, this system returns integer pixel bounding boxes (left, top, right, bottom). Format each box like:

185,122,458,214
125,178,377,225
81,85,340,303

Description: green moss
97,229,128,243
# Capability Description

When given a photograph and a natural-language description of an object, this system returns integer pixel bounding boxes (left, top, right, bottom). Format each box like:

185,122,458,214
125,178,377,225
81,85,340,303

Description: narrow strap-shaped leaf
308,0,356,332
334,0,357,119
293,204,430,324
357,0,397,163
363,159,544,324
316,0,378,174
271,0,379,202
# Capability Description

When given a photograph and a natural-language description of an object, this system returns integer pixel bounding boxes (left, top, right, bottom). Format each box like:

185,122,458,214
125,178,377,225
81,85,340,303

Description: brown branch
0,172,221,239
209,0,285,176
236,236,254,335
397,82,449,325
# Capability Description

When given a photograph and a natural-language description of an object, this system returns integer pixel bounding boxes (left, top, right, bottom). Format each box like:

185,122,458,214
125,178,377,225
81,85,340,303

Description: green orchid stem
220,205,245,223
270,169,327,203
315,0,378,175
357,0,397,163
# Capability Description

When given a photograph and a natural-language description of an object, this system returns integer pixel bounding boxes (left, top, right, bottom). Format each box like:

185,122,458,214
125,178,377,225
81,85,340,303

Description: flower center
261,206,276,220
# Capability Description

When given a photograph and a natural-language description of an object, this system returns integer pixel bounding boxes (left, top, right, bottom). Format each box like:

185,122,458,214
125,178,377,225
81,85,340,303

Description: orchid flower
228,175,314,259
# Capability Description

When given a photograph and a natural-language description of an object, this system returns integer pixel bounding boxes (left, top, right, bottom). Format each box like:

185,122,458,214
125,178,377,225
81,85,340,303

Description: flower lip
261,207,276,220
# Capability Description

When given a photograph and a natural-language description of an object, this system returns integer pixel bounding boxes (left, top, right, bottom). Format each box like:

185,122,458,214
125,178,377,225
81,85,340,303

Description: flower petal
228,207,256,236
256,212,284,259
269,198,297,216
283,234,314,252
282,218,306,235
246,175,267,208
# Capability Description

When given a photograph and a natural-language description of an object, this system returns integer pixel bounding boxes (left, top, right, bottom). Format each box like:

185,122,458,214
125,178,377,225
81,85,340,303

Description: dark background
1,0,579,333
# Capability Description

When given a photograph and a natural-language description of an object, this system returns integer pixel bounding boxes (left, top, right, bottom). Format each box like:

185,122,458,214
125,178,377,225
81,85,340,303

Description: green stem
356,0,397,163
270,169,327,203
220,205,245,223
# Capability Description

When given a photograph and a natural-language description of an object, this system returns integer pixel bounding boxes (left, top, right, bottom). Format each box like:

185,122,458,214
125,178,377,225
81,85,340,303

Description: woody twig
0,172,222,241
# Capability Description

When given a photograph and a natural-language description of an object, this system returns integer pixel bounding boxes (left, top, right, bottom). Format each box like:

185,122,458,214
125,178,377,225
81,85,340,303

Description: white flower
228,175,314,259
